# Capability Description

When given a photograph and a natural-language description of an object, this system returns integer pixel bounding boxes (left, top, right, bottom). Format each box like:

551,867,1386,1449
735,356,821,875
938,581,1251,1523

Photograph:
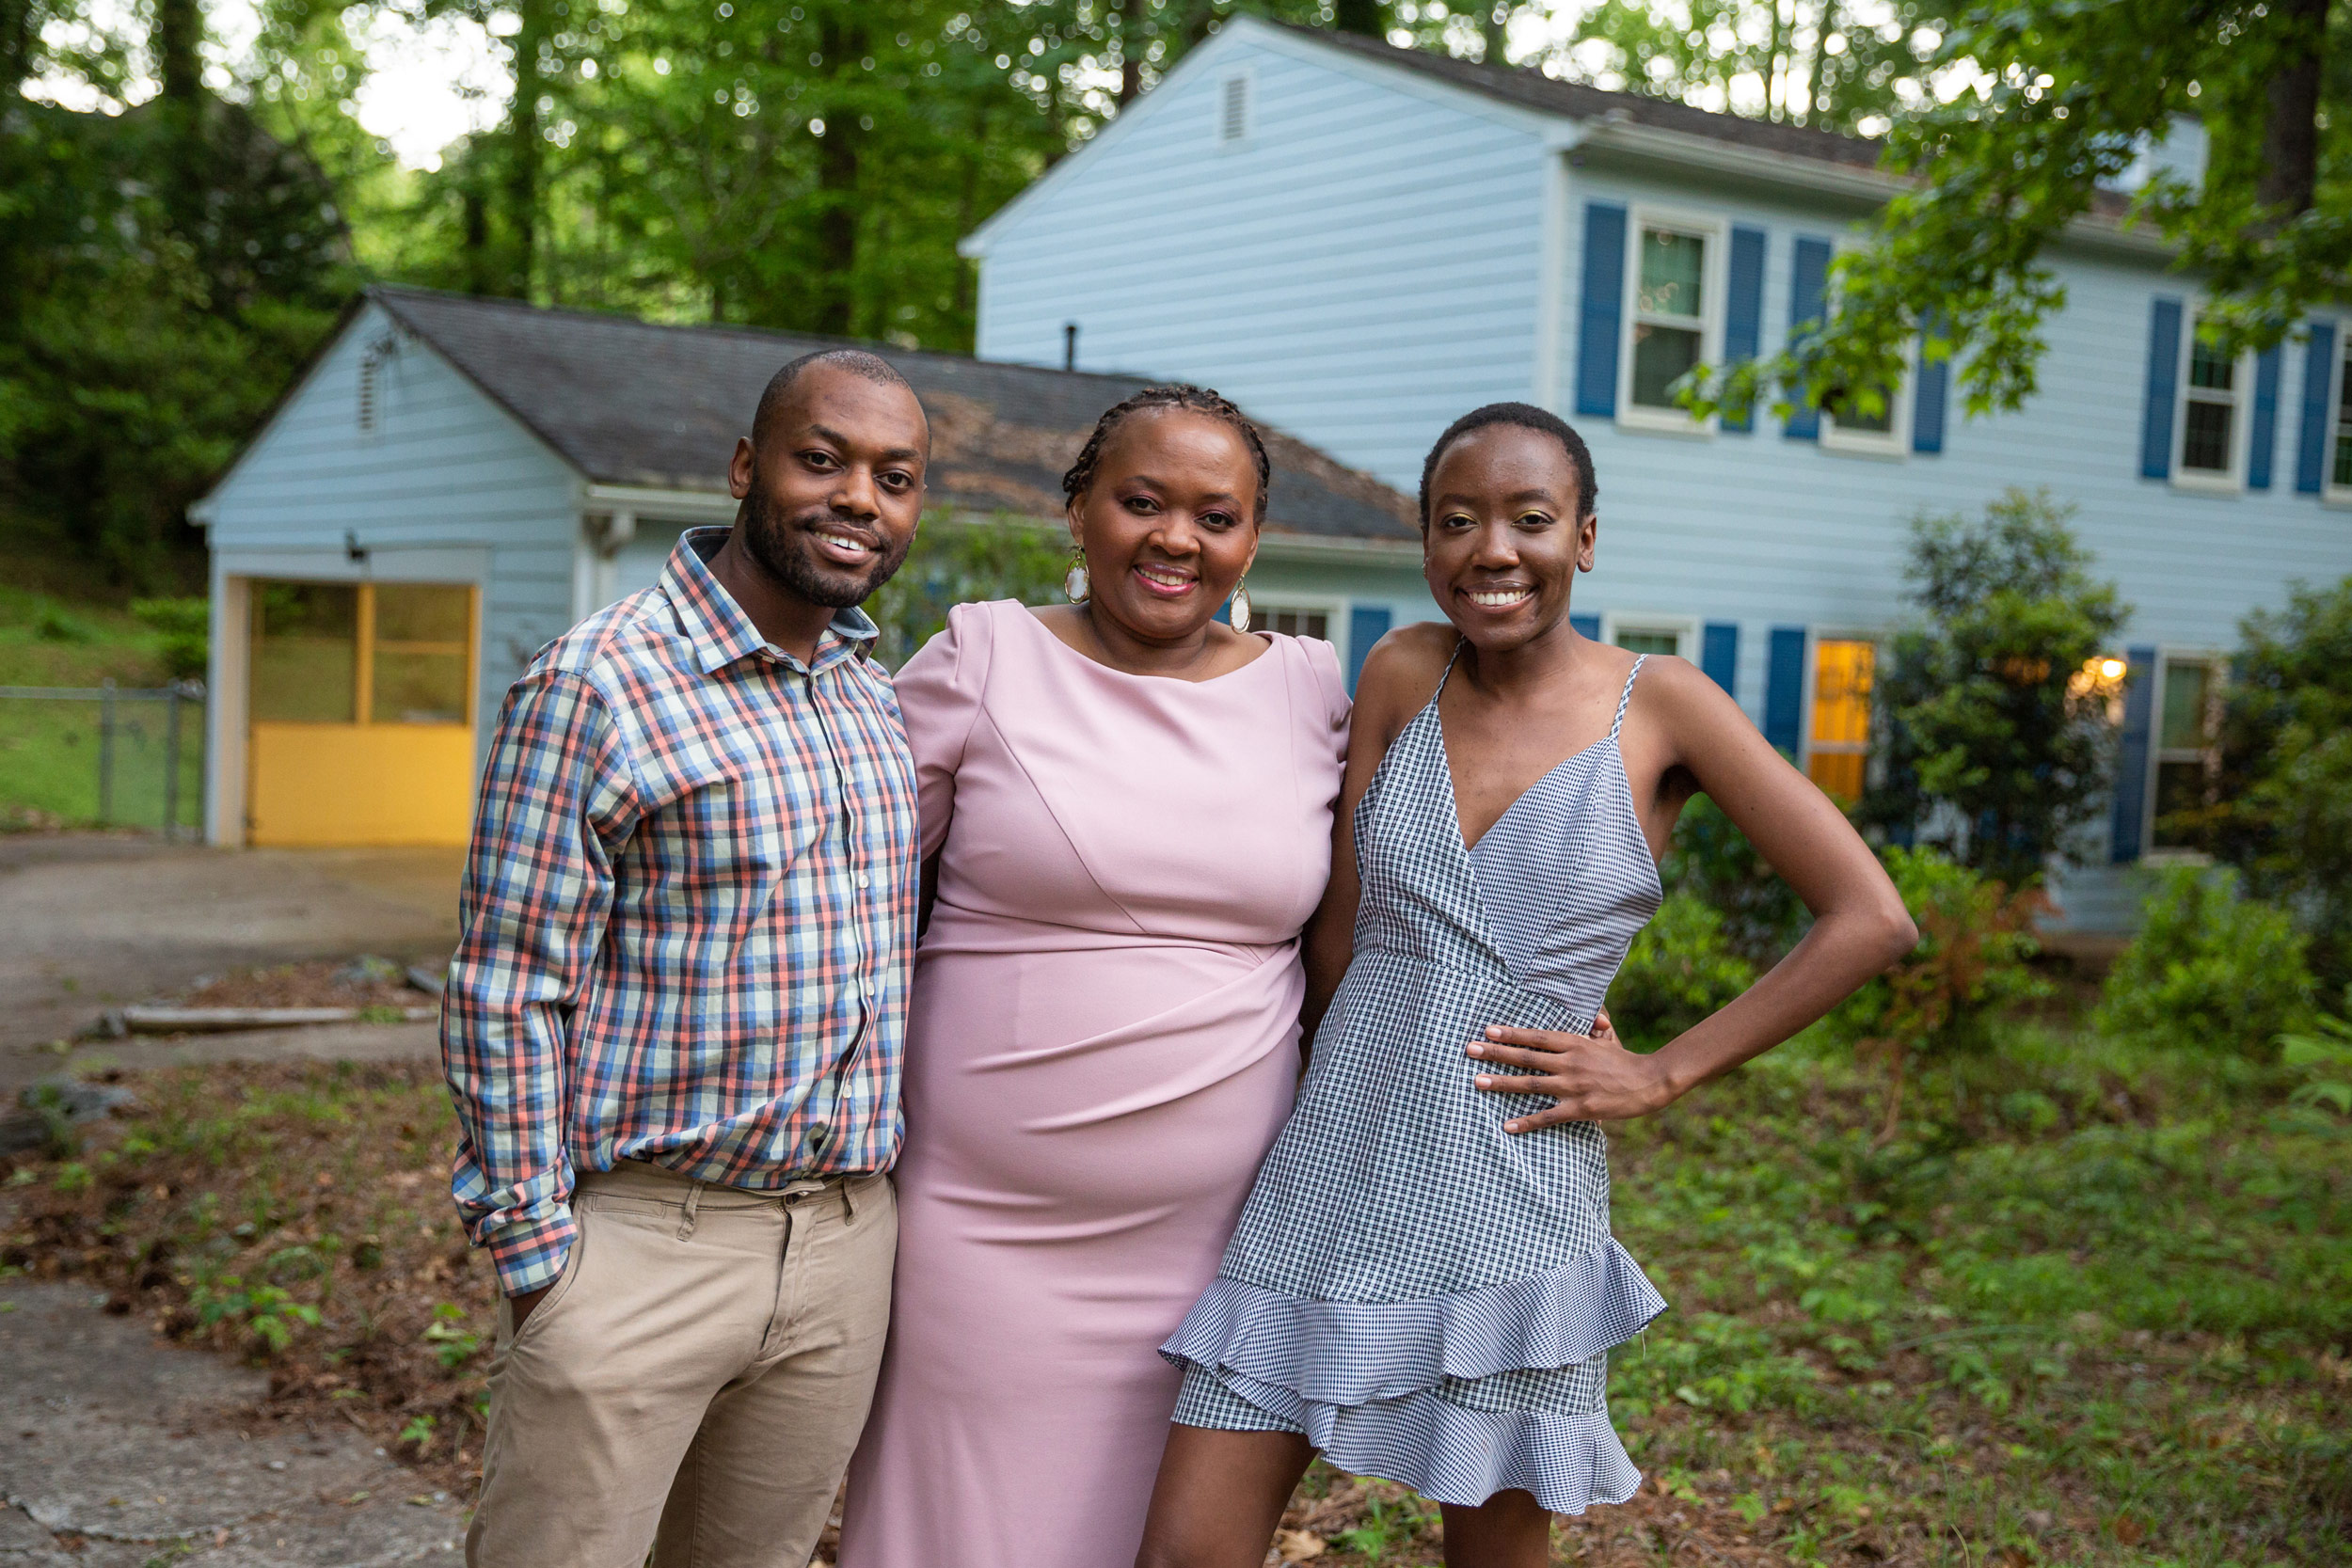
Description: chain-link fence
0,680,206,836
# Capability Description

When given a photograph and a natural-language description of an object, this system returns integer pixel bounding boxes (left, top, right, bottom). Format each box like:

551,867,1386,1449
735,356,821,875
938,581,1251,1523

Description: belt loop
840,1176,856,1226
677,1181,703,1242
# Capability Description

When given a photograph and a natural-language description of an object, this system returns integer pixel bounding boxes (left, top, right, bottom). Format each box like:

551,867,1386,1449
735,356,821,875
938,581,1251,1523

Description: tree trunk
0,0,34,103
502,0,551,299
1331,0,1387,39
1482,4,1509,66
1807,0,1841,127
2255,0,2327,218
152,0,207,267
461,174,492,297
155,0,200,106
1766,0,1790,122
814,14,866,336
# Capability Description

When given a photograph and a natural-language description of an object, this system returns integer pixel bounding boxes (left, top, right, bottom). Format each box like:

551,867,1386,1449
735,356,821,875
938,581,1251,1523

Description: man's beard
738,485,913,610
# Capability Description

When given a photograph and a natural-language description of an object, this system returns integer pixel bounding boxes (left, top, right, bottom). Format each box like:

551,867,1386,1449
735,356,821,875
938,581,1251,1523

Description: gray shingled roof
370,286,1417,545
1285,23,1883,170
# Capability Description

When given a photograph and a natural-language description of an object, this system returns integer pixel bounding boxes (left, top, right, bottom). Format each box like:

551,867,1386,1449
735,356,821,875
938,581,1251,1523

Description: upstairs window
1602,612,1695,659
1619,211,1724,431
2175,315,2249,487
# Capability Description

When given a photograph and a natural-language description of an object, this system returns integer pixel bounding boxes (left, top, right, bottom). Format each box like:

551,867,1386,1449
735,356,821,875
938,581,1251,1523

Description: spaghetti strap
1431,637,1470,704
1608,655,1647,742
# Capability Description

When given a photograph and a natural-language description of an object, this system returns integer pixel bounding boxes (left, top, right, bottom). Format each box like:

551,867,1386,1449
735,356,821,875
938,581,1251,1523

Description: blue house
959,17,2352,917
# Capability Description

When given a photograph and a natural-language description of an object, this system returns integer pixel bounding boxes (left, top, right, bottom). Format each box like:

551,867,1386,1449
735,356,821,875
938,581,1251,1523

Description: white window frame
2324,322,2352,508
1616,206,1726,436
1600,611,1698,660
1215,67,1255,150
2171,309,2254,495
1820,337,1915,458
1245,592,1348,662
2141,647,2225,862
1799,626,1881,791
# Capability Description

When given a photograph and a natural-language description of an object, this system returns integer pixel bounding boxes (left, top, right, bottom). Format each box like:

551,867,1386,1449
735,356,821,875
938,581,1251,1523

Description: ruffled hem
1200,1365,1642,1515
1159,1236,1667,1403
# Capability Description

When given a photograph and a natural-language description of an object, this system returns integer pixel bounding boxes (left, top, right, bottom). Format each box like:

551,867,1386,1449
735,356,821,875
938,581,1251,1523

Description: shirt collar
663,526,881,676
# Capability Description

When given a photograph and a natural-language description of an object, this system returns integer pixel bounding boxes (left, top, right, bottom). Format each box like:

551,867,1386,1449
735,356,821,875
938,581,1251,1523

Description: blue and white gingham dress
1162,649,1669,1514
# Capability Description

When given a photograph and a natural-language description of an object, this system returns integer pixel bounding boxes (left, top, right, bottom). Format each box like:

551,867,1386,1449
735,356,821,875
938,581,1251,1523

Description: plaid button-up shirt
443,528,918,1295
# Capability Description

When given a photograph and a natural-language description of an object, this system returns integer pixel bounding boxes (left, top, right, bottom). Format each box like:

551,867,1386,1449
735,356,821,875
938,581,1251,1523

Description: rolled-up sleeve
441,670,640,1294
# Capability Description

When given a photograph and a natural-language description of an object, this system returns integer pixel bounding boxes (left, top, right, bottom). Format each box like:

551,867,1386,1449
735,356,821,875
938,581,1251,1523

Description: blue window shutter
2109,645,2159,863
1764,626,1805,752
2141,298,2183,480
2249,344,2282,490
1784,239,1831,440
1570,612,1600,640
1912,336,1949,454
1576,202,1628,418
1214,596,1232,626
1344,604,1391,693
1722,227,1766,434
1701,622,1739,694
2297,322,2338,494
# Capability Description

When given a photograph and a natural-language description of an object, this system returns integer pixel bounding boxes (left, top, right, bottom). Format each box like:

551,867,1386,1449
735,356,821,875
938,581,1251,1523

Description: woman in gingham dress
1139,404,1916,1568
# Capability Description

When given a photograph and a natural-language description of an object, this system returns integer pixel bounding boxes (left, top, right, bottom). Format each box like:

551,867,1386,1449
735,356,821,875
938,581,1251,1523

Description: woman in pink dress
836,387,1350,1567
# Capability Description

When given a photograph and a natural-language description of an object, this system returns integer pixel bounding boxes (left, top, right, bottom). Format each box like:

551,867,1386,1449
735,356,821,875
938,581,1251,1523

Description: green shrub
1660,794,1807,963
1609,891,1755,1050
130,596,209,679
1831,846,2047,1139
2095,865,2314,1057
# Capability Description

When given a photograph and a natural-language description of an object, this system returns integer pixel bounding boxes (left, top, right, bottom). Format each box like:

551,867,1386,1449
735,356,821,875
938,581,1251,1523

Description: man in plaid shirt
444,349,929,1567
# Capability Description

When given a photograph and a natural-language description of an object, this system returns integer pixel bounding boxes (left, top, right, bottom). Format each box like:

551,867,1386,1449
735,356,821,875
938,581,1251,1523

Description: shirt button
856,874,869,889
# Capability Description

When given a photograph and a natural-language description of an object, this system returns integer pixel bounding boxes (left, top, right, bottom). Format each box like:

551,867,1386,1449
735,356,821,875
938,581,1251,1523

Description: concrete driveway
0,835,461,1093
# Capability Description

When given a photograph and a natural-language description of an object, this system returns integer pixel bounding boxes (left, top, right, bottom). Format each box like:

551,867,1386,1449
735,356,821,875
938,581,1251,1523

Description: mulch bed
176,958,432,1012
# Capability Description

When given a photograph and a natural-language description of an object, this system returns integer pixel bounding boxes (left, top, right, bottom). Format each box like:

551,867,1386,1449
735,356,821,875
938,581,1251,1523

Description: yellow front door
1806,639,1875,803
246,580,479,847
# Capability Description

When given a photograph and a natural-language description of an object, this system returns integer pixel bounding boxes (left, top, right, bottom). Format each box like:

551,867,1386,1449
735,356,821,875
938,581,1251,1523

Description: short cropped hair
1418,403,1597,526
751,348,922,452
1062,385,1271,522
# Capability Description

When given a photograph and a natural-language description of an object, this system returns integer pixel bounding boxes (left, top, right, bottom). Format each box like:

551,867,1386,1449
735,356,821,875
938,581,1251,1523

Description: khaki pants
468,1162,897,1568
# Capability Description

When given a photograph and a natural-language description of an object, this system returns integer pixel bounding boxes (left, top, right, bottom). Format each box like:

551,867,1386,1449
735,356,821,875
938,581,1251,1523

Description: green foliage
1833,847,2046,1063
2097,865,2315,1058
1858,491,2128,885
1685,0,2351,424
2279,1012,2352,1116
1571,0,1941,134
129,597,208,680
1660,791,1807,963
422,1301,483,1370
1609,891,1756,1051
191,1275,321,1354
867,515,1069,668
2191,575,2352,986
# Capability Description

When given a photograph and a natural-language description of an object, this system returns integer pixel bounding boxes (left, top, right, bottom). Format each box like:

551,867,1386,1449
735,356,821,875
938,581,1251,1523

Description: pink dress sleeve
1302,635,1352,775
892,600,997,860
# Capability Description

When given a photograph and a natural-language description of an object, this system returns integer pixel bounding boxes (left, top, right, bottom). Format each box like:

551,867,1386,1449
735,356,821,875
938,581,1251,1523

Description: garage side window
373,584,472,725
250,584,358,722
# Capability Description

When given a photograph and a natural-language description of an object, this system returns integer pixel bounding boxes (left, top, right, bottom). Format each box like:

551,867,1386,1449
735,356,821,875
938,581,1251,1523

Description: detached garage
190,285,1422,847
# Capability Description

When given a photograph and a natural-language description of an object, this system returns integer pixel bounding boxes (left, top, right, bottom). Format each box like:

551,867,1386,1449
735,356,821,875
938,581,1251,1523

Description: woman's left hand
1466,1008,1679,1131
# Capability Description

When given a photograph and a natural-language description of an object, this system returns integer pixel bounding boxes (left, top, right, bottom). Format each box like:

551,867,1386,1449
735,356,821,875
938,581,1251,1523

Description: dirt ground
0,835,460,1094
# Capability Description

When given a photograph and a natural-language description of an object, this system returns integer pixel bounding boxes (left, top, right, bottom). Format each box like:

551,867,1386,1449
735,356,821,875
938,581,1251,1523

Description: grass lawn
0,584,202,832
2,1035,2344,1566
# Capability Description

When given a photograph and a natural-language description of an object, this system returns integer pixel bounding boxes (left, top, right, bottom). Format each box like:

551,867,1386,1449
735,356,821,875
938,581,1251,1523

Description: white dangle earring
1229,576,1253,635
1062,548,1090,604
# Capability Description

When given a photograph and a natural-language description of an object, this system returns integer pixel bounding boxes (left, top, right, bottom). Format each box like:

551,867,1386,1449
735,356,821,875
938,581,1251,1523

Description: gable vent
1218,71,1251,145
358,334,398,437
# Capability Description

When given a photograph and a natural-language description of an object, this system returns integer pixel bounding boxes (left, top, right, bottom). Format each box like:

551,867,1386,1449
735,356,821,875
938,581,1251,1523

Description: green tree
1690,0,2350,425
1859,490,2127,886
1570,0,1943,133
2185,576,2352,985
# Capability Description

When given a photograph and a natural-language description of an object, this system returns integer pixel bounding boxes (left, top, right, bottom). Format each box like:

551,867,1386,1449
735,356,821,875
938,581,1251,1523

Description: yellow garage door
247,580,478,847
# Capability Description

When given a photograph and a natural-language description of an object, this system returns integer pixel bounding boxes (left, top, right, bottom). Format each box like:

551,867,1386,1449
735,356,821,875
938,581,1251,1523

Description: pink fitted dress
836,600,1349,1567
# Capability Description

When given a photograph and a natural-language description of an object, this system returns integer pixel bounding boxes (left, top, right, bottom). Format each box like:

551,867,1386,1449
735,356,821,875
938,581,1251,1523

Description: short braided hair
1419,402,1597,526
1062,385,1271,521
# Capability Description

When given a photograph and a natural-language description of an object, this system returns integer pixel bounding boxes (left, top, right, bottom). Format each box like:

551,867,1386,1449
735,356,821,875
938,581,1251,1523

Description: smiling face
1069,407,1261,645
726,363,929,610
1422,423,1597,654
